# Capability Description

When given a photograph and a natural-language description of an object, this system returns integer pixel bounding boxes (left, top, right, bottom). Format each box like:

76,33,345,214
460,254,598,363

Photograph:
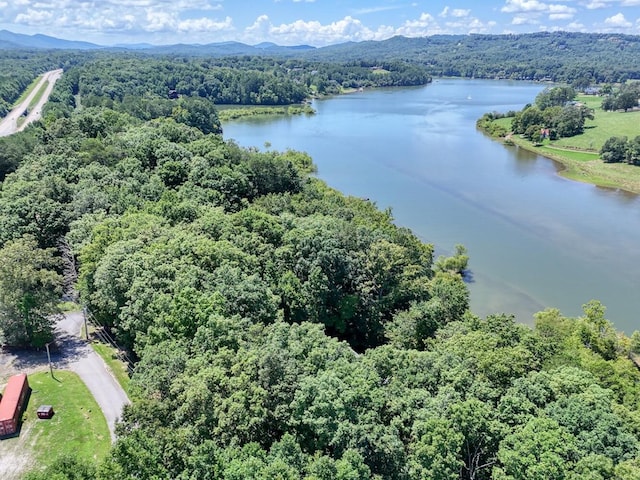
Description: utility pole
83,306,89,341
45,342,53,377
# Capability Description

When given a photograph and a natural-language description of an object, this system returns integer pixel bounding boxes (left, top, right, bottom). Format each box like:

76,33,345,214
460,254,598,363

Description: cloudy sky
1,0,639,47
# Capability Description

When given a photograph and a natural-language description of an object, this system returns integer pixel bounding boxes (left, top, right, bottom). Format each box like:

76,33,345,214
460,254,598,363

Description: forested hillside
307,31,640,83
0,49,639,479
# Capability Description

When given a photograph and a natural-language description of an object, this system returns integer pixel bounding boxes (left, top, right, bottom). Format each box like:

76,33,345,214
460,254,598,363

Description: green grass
218,104,315,121
91,342,131,394
23,371,111,464
27,80,49,110
537,145,600,162
11,74,44,108
553,98,640,152
58,301,82,312
502,133,640,192
486,95,640,193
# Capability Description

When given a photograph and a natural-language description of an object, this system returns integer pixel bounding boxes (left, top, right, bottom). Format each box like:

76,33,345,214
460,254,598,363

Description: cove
223,78,640,334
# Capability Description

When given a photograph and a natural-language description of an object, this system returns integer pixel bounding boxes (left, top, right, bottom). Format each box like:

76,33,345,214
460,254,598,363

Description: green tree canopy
0,235,63,347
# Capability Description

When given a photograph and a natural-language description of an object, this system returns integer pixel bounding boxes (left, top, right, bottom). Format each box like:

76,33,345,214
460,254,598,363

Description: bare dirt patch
0,417,39,480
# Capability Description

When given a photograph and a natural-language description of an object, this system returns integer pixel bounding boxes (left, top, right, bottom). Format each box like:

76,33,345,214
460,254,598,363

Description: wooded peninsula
1,32,640,480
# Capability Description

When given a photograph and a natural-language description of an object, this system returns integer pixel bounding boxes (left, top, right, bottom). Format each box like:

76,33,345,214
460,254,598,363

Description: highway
0,68,63,137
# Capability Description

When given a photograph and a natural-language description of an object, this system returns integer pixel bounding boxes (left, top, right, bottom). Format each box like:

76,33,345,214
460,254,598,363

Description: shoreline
488,132,640,196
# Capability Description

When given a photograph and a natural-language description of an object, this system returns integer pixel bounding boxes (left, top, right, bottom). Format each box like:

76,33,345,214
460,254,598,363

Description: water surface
223,79,640,333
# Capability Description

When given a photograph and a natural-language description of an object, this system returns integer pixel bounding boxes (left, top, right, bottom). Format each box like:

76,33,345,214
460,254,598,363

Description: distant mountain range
0,29,101,50
0,29,316,54
2,29,640,83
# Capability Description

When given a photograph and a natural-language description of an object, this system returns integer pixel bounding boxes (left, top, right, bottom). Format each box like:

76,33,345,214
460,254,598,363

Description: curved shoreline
490,132,640,196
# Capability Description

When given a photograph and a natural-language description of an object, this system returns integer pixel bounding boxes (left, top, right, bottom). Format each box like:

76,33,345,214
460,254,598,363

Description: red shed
0,374,30,436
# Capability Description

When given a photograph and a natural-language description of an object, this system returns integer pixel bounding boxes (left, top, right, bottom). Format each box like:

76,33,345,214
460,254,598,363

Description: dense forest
306,32,640,83
6,101,640,480
0,40,640,479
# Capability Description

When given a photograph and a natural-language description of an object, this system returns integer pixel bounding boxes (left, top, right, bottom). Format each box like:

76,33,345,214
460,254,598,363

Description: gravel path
0,68,63,137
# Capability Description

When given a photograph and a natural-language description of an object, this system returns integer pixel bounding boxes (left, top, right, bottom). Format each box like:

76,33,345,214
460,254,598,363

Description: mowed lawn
552,94,640,151
0,370,111,479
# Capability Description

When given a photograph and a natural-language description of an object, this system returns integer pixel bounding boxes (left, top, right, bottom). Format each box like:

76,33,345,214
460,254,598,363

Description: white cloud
15,8,54,25
502,0,548,13
177,16,232,33
144,9,175,32
244,15,392,46
565,21,586,30
503,0,576,23
395,13,442,36
243,11,495,46
353,6,402,15
439,6,471,18
3,0,638,47
512,15,539,24
548,4,576,14
451,9,471,18
585,0,640,7
604,12,632,26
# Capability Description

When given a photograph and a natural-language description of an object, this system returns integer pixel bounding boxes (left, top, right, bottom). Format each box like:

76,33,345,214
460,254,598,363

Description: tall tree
0,235,63,348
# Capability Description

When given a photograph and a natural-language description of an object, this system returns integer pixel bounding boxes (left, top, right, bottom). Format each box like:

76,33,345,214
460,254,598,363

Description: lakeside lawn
491,95,640,194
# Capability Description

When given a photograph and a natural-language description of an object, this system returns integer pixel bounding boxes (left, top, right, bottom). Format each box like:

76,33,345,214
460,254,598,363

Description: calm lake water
223,79,640,334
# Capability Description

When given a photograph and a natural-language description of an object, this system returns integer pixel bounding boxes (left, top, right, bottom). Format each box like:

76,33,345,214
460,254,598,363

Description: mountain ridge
0,29,316,53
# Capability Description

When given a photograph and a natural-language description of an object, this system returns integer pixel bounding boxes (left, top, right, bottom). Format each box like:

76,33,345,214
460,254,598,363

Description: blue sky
1,0,639,46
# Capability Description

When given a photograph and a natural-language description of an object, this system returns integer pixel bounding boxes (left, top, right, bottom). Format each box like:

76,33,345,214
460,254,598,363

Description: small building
37,405,54,419
0,373,30,437
168,89,179,99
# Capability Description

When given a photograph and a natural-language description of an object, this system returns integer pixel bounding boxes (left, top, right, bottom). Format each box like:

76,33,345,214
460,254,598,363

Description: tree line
307,31,640,84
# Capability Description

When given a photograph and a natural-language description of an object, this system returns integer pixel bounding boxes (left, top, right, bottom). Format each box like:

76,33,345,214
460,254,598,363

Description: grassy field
490,95,640,193
26,371,111,462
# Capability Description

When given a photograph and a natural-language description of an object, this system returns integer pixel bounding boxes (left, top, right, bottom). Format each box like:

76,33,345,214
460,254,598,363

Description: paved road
0,68,63,137
56,312,130,441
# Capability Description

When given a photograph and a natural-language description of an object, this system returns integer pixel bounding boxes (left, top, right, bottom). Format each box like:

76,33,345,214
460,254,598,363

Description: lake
223,78,640,334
